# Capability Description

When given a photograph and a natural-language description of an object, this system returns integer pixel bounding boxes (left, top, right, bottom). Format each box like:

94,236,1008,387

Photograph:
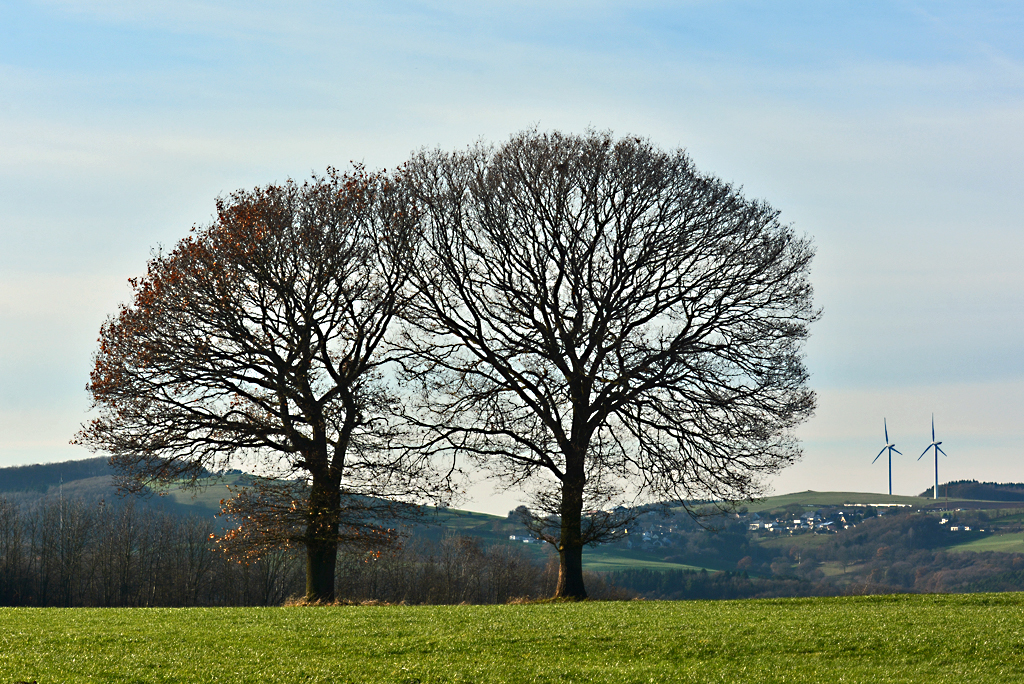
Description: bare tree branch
397,130,818,598
75,168,446,601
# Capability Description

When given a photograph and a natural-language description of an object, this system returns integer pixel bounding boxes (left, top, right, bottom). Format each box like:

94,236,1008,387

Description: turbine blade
873,447,886,463
884,419,889,443
937,445,948,457
918,446,930,460
892,447,903,456
932,414,936,441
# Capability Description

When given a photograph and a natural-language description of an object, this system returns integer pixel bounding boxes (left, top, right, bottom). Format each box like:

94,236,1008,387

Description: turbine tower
873,418,901,496
918,414,948,500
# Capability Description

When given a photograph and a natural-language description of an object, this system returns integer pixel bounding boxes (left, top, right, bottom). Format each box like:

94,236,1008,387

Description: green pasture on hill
756,532,834,551
744,490,932,512
990,511,1024,524
156,476,246,511
580,549,707,572
4,594,1024,683
948,531,1024,554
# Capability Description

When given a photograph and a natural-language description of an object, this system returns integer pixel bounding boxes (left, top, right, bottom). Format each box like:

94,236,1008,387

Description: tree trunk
553,471,587,600
305,536,338,602
554,544,586,599
305,467,341,602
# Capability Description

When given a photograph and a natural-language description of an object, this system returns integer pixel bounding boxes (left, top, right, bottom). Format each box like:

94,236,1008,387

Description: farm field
948,531,1024,554
156,475,249,511
579,549,707,572
3,594,1024,683
756,532,834,551
743,490,932,512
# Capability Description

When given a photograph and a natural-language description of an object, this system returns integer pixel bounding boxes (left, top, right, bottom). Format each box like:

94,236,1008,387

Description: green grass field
756,532,834,551
580,551,707,572
948,531,1024,554
989,511,1024,524
155,475,245,511
4,594,1024,683
744,491,932,512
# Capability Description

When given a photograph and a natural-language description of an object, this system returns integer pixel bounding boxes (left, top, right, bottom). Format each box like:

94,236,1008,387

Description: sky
1,1,1022,516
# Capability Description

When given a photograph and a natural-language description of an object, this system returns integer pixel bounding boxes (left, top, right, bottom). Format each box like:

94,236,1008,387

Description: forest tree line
0,494,572,607
7,488,1024,606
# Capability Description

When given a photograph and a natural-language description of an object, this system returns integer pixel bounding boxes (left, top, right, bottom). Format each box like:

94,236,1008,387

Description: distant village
510,503,979,550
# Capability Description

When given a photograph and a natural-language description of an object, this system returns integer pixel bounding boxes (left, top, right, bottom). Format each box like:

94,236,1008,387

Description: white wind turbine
918,414,948,500
873,418,901,496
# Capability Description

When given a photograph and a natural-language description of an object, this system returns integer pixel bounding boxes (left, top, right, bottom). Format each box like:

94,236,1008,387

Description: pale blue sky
2,1,1022,513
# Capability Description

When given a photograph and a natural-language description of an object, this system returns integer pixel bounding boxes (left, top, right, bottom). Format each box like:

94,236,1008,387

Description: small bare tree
76,168,442,601
398,130,818,598
214,477,408,563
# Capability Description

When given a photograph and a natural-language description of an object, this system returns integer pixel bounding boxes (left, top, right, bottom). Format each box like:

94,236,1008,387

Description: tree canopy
398,130,818,598
76,168,438,601
77,130,817,602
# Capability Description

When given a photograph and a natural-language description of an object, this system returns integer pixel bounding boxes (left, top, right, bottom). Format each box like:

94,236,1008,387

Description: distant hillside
0,457,112,493
745,491,928,512
919,481,1024,502
0,457,229,497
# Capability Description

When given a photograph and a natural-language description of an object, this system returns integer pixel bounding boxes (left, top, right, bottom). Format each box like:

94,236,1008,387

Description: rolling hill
0,456,112,492
6,459,1024,579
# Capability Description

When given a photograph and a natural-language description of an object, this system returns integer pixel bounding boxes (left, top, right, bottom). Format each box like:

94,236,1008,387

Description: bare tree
214,477,408,563
76,168,442,601
0,499,26,604
399,130,818,598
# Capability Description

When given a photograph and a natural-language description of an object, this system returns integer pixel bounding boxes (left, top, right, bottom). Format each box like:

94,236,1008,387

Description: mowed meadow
4,594,1024,683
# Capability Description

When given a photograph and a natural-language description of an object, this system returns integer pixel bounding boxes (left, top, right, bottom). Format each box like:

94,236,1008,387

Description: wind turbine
918,414,948,500
873,418,901,496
